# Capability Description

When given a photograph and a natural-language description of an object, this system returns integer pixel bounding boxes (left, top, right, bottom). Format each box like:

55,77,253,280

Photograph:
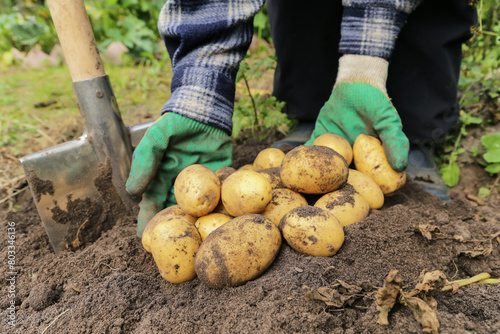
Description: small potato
353,134,406,195
261,188,308,226
195,214,282,288
221,170,272,217
347,169,384,209
174,164,221,217
313,133,353,165
238,164,255,171
258,167,285,189
253,148,286,171
211,199,233,216
280,145,348,194
150,216,202,284
195,213,232,241
215,167,236,184
142,205,197,253
279,205,344,257
314,184,370,226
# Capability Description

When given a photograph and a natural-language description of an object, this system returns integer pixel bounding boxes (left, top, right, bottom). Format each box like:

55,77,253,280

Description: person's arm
127,0,265,236
158,0,265,134
307,0,423,172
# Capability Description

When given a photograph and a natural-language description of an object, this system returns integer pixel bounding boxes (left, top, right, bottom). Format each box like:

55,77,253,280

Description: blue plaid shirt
158,0,422,134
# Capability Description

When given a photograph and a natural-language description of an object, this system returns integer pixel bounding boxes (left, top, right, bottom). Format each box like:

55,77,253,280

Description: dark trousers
267,0,477,145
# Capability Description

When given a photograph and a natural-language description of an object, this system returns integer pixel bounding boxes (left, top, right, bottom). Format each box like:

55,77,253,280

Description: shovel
20,0,151,252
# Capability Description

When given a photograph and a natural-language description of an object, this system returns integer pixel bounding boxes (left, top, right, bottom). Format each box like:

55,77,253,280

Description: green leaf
440,162,460,187
484,148,500,163
481,133,500,150
485,163,500,174
477,187,490,198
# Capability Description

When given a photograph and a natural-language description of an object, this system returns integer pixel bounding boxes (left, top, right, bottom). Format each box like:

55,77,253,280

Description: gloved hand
126,112,232,237
305,55,409,172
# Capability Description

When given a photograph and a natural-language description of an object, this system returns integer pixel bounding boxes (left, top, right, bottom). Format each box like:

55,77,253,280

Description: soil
1,134,500,334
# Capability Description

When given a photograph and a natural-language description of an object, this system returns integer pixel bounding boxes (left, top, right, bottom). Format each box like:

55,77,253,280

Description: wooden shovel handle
47,0,106,82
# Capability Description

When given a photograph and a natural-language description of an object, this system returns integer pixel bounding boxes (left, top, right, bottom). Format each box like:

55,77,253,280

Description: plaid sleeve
158,0,264,134
339,0,423,59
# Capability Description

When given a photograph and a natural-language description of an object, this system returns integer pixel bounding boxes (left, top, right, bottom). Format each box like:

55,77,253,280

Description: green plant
233,49,294,140
439,0,500,186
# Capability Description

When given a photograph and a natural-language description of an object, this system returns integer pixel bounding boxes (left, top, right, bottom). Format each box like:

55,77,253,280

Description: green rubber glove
126,112,232,237
306,55,409,172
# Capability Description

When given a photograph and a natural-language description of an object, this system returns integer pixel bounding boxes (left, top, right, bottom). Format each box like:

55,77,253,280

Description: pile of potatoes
142,134,406,288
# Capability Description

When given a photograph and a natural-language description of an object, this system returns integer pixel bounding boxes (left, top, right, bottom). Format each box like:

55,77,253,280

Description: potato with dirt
313,133,353,165
215,166,236,184
150,216,202,284
280,145,348,194
353,134,406,195
258,167,286,189
347,169,384,209
261,188,308,226
253,148,286,171
314,184,370,226
221,170,272,216
279,205,344,257
195,214,282,288
174,164,221,217
141,205,196,253
195,213,232,240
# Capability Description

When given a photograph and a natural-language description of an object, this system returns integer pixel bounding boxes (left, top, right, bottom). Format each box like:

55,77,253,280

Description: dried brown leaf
458,244,492,258
403,294,440,334
415,270,448,293
451,282,460,293
303,281,375,308
376,270,403,325
417,224,440,241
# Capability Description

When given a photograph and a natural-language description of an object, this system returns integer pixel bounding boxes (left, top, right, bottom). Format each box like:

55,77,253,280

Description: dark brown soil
1,139,499,334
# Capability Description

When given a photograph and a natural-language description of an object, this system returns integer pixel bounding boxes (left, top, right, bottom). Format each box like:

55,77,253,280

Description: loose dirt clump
1,142,499,334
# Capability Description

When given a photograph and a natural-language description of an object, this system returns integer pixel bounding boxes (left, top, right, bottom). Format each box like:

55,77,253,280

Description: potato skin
195,213,232,241
253,148,286,171
314,184,370,226
221,170,272,217
261,188,308,226
258,167,285,190
280,145,348,194
313,133,353,166
279,205,344,257
215,167,236,184
195,214,282,288
142,205,196,253
150,217,202,284
174,164,221,217
353,134,406,195
347,169,384,209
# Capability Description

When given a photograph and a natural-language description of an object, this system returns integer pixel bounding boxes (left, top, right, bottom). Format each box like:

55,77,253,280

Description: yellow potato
313,133,353,165
253,148,286,171
195,214,282,288
221,170,272,217
195,213,232,241
314,184,370,226
150,216,202,284
238,164,255,171
280,145,348,194
174,164,221,217
142,205,196,253
347,169,384,209
261,188,308,226
280,205,344,257
353,134,406,195
215,167,236,184
211,199,233,216
258,167,285,189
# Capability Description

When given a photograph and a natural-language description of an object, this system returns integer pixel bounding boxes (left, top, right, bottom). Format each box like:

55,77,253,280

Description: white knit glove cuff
335,55,389,96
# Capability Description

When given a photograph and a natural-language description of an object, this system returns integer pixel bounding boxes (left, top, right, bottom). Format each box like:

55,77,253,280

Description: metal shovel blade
20,76,138,253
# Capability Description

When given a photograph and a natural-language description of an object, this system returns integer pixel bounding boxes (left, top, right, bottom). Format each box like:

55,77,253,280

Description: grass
0,61,171,157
